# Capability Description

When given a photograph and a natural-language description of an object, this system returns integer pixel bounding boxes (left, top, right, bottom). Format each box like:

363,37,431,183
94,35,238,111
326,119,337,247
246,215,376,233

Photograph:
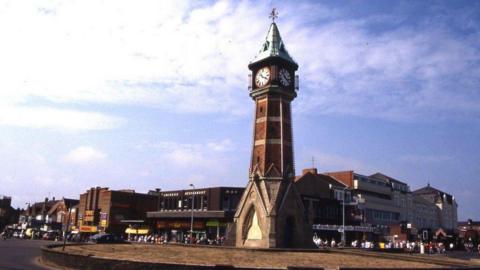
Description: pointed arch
243,206,262,240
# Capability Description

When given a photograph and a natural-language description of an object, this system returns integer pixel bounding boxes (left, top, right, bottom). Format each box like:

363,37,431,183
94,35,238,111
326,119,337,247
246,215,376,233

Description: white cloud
0,0,263,117
65,146,107,164
134,139,238,185
0,106,123,131
1,1,477,123
290,17,480,121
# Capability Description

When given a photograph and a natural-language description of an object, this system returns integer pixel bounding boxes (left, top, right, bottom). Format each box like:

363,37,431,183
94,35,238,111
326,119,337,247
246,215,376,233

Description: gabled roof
250,23,297,66
413,184,454,204
413,185,452,197
370,172,407,185
295,171,347,188
47,198,79,215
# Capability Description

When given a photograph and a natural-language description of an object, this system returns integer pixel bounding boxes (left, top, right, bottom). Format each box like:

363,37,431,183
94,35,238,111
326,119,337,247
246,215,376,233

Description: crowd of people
126,234,226,245
312,234,480,255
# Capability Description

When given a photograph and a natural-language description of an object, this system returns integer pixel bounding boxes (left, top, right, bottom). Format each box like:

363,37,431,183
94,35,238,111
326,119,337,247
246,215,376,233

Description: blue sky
0,0,479,220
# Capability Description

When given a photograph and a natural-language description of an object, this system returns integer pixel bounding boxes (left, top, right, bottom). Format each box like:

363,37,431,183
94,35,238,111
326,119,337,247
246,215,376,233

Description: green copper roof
251,23,297,65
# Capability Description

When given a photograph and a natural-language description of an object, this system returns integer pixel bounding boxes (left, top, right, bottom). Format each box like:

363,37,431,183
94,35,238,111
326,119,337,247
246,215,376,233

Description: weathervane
269,8,278,23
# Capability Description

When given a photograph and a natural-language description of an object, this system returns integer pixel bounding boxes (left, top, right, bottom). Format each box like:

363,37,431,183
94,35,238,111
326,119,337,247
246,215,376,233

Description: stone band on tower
232,14,312,248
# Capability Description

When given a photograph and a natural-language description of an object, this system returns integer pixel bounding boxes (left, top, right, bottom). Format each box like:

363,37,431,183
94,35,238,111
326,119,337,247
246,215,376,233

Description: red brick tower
233,13,312,248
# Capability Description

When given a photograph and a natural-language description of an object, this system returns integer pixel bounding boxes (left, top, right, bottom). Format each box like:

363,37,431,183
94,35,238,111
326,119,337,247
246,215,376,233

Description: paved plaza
53,243,480,269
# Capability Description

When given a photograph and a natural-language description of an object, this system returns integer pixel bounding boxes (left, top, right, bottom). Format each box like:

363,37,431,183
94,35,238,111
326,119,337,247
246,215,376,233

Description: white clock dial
279,68,291,86
255,67,270,87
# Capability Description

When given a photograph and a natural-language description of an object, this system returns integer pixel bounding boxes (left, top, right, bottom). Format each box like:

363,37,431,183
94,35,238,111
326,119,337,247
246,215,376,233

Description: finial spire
269,8,278,23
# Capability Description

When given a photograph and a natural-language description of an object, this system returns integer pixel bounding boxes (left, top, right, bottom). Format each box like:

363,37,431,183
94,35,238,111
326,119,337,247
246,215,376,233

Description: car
42,231,60,241
89,233,124,244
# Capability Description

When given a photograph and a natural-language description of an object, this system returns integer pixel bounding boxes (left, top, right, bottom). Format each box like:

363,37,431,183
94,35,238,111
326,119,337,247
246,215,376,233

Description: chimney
302,168,318,175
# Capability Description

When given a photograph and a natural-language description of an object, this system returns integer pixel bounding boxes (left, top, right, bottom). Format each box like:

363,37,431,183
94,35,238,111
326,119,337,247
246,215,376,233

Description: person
331,239,336,248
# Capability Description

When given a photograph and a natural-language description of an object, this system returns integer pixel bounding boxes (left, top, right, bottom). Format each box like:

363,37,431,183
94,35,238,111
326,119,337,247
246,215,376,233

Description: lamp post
62,208,72,251
329,184,348,248
189,183,195,244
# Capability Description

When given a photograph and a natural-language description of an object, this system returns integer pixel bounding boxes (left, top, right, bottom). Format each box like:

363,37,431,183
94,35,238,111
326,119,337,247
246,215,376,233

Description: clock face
255,67,270,87
279,68,291,86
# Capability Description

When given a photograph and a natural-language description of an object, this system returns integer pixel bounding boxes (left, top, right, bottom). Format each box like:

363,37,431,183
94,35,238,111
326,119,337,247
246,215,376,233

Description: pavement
0,239,54,270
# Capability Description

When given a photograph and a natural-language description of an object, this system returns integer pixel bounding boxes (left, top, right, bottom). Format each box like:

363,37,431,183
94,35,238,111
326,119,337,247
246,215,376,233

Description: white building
412,184,458,232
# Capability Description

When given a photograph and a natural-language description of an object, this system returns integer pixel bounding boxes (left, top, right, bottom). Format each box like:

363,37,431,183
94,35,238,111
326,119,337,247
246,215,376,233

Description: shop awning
125,228,150,235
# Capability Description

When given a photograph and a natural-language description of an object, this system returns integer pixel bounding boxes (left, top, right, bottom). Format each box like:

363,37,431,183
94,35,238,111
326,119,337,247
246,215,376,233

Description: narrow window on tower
257,156,260,164
259,106,263,113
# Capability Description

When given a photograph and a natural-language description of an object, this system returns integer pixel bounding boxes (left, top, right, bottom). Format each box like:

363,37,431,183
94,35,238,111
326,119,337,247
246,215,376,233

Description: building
295,168,369,243
0,195,19,231
147,186,244,242
412,184,458,235
412,195,439,230
324,171,412,227
77,187,157,235
233,16,312,248
45,198,79,231
458,219,479,246
22,197,60,230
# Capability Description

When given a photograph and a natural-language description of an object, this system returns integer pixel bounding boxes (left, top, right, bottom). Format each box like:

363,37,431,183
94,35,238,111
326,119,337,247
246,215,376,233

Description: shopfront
155,220,206,242
146,186,244,243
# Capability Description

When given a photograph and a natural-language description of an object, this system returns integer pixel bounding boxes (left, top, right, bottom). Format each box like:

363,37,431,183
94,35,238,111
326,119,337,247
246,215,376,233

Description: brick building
325,171,412,227
458,219,479,246
295,168,368,243
77,187,157,235
0,195,19,231
147,186,244,242
45,198,79,231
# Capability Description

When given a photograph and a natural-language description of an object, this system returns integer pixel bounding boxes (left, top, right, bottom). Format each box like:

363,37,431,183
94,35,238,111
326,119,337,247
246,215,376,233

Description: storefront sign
79,225,98,233
125,228,150,235
100,212,108,227
312,224,374,232
84,210,95,222
206,220,227,227
156,220,204,229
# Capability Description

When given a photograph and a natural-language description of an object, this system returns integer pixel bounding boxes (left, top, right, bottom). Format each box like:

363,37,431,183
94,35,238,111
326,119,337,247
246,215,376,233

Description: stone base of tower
233,177,313,249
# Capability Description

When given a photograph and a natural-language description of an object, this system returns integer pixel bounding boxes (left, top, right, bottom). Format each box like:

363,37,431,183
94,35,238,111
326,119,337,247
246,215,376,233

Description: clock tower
233,11,312,248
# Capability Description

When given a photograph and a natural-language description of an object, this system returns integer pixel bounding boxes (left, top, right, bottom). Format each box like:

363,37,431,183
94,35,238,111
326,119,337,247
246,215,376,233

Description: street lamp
329,184,348,248
189,183,195,244
62,208,72,251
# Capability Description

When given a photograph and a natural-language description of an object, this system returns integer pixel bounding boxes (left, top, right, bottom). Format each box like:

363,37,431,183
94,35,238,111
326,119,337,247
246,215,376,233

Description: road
0,239,53,270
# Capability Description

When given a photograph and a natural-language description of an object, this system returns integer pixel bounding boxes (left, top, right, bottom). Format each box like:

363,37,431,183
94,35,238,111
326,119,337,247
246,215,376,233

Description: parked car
89,233,124,244
42,231,60,241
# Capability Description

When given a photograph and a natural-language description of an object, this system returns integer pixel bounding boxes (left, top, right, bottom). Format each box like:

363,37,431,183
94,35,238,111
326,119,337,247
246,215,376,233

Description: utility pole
189,184,195,244
342,187,346,248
